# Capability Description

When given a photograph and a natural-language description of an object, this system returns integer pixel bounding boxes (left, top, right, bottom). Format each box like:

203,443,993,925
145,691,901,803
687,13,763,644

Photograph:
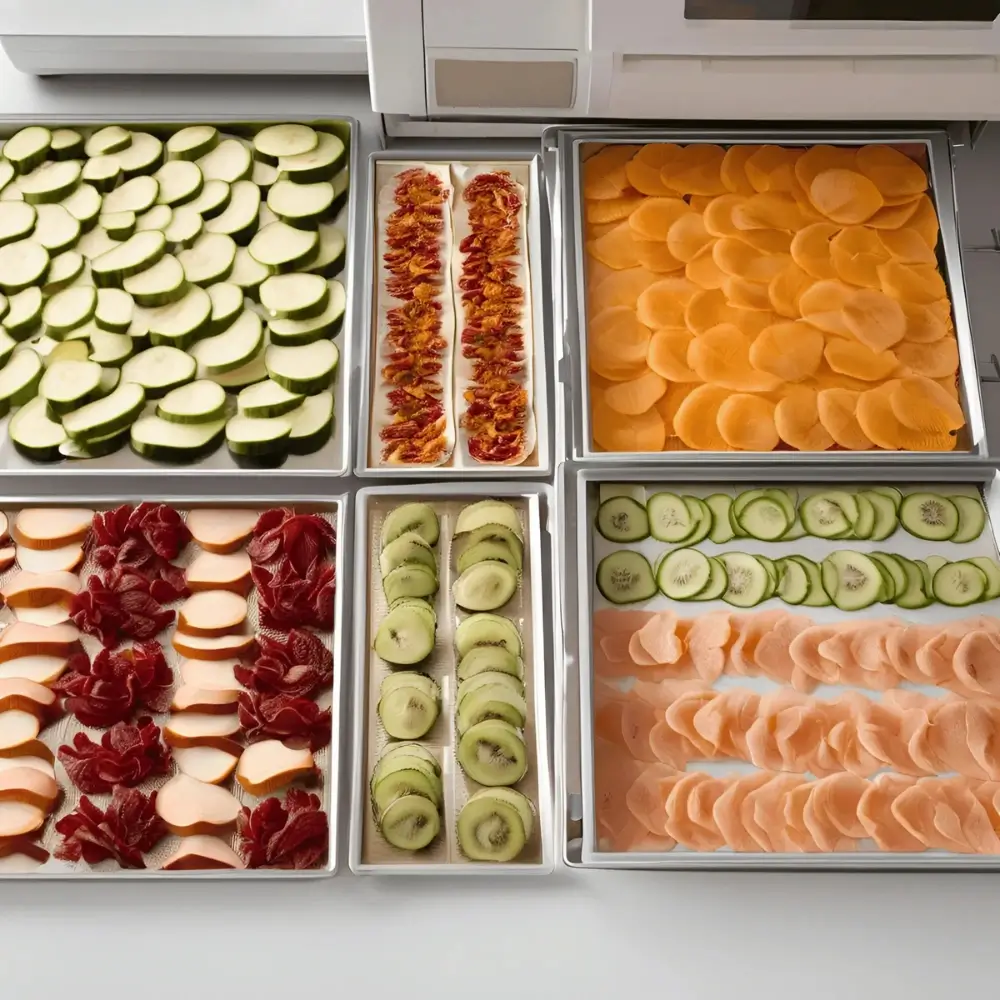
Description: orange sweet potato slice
877,261,947,304
829,226,889,288
583,144,642,200
721,145,759,196
628,197,691,241
855,145,928,199
768,264,814,318
590,268,658,312
774,386,835,451
605,369,668,416
717,393,780,451
794,144,858,191
799,279,854,336
586,221,622,241
712,238,789,284
805,366,873,394
690,195,716,213
724,277,772,312
672,384,733,450
685,288,741,333
745,145,801,194
732,193,810,232
592,391,666,452
735,229,793,254
625,144,680,196
856,382,907,449
635,239,686,274
663,144,727,196
824,339,900,381
656,381,702,435
587,194,646,225
685,243,728,290
636,281,689,328
905,194,940,247
809,169,884,224
842,288,907,352
816,388,875,450
702,194,745,237
878,227,937,266
894,337,960,379
900,300,949,344
666,213,713,263
889,375,965,434
588,221,641,270
731,308,782,338
749,320,825,382
688,323,782,391
866,197,922,231
790,223,839,280
647,329,699,382
589,306,652,379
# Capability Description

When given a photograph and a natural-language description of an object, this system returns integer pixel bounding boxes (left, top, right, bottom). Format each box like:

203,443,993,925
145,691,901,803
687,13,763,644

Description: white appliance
0,0,367,75
365,0,1000,124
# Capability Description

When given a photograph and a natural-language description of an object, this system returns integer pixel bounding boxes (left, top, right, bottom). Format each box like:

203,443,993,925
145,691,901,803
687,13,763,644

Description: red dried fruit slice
237,788,328,870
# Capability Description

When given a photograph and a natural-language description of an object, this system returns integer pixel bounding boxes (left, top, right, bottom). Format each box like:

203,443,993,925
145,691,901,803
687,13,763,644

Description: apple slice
187,509,259,554
0,766,59,810
15,543,84,574
2,571,80,609
0,678,57,719
186,550,252,595
0,547,14,572
13,509,94,550
173,630,256,661
161,835,245,871
0,622,81,663
173,746,240,785
14,606,71,627
0,710,40,753
236,740,316,796
179,659,241,691
177,591,248,638
0,800,46,837
0,655,68,686
171,685,240,715
155,773,241,836
163,713,242,752
0,755,55,780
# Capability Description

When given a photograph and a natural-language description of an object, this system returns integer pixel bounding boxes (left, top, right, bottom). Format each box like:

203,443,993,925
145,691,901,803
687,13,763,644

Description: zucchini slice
163,205,204,249
204,180,260,244
136,204,173,233
3,287,43,340
0,240,49,293
252,160,279,191
777,558,809,605
77,227,118,261
197,138,253,184
0,348,43,415
62,381,146,441
704,493,736,544
305,224,346,278
42,286,97,337
112,132,163,179
0,202,36,247
60,426,129,459
254,124,318,160
154,160,204,207
225,413,291,458
248,221,318,274
259,272,329,321
277,131,346,183
229,246,269,298
189,309,263,375
738,496,789,541
286,390,334,454
39,358,104,414
42,250,85,294
265,339,338,395
237,377,304,418
178,232,237,286
95,288,135,334
144,285,213,350
166,125,219,163
61,183,103,230
822,551,884,611
123,254,186,307
82,155,122,192
88,330,134,367
267,180,334,228
0,327,14,368
156,379,228,424
130,414,226,462
33,204,81,254
951,495,987,543
206,282,244,333
103,175,159,215
206,350,268,391
596,551,656,604
121,345,197,398
187,179,231,219
19,161,81,204
969,557,1000,601
85,125,131,158
266,279,345,345
5,127,52,174
91,231,166,287
9,395,66,460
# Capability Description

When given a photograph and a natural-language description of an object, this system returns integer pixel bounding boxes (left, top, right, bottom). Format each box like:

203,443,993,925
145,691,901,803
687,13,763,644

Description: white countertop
1,55,999,1000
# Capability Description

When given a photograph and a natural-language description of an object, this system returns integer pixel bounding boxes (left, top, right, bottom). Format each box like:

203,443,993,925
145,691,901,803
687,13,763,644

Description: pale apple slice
0,622,81,663
16,543,85,574
0,738,53,763
14,605,71,627
186,550,252,595
163,713,242,752
179,659,241,691
0,678,56,719
155,773,242,836
177,591,248,638
161,835,245,871
0,766,59,810
173,630,256,661
236,740,315,796
173,746,240,785
171,685,240,714
2,571,80,608
0,655,68,686
0,710,40,753
13,508,94,550
0,755,55,780
187,509,259,554
0,547,14,572
0,800,46,837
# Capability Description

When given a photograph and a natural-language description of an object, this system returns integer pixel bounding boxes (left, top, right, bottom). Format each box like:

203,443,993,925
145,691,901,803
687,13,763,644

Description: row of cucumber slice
596,486,987,547
597,547,1000,611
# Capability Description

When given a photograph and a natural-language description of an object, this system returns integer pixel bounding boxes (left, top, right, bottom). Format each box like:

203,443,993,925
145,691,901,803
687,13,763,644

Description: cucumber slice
206,282,243,334
683,496,713,545
59,426,129,459
190,309,263,375
163,205,203,249
61,184,102,230
62,381,146,441
704,493,735,544
720,553,769,608
851,492,876,540
596,551,656,605
252,160,279,191
121,345,197,398
254,124,318,160
786,555,831,608
111,132,163,179
145,285,212,350
42,250,85,294
32,204,80,255
51,129,85,160
203,180,260,245
248,221,318,275
39,358,103,414
267,180,334,229
136,204,173,233
98,210,135,240
933,561,988,607
0,185,23,203
596,496,649,543
277,131,346,183
732,489,767,520
130,414,225,462
95,288,134,334
85,125,131,158
899,492,959,541
777,558,809,605
259,272,329,321
156,379,227,424
894,556,932,611
286,390,334,454
187,179,231,219
88,330,134,367
823,551,883,611
305,223,346,278
647,492,693,543
693,557,728,601
178,232,237,286
6,127,51,173
206,350,268,391
225,413,291,458
869,552,907,603
0,203,36,247
951,495,987,543
862,490,899,542
915,559,934,596
19,161,81,204
237,378,304,419
9,395,65,460
778,514,806,541
0,328,14,367
331,165,349,215
266,279,346,345
229,247,269,298
154,160,203,207
265,339,337,395
0,161,12,195
103,176,159,215
869,486,902,511
738,496,789,541
82,155,121,192
42,286,97,336
0,348,42,415
77,227,117,261
968,557,1000,601
3,287,43,340
657,548,711,600
123,254,186,307
758,555,779,600
800,493,852,538
198,139,253,184
91,231,166,287
166,126,219,163
599,484,646,504
0,240,48,293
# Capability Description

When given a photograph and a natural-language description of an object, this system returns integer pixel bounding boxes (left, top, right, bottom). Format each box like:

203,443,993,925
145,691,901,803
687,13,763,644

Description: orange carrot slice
856,382,907,449
663,144,727,196
817,388,874,450
735,229,793,254
636,281,689,328
673,384,732,450
588,220,642,270
625,144,680,196
905,194,940,247
685,288,742,334
745,145,801,194
587,194,645,225
702,194,745,237
790,223,839,280
900,300,949,344
842,288,907,352
666,213,713,263
877,261,947,304
655,381,702,436
716,393,779,451
635,239,686,274
732,193,810,232
866,197,922,231
724,277,772,312
604,370,668,415
855,145,928,199
878,227,937,266
685,243,728,290
647,329,699,382
749,320,825,382
774,386,835,451
824,339,900,381
809,169,884,224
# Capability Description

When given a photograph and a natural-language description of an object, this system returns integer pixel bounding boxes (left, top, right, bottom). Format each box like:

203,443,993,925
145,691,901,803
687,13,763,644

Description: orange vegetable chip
637,280,689,328
592,390,666,452
794,144,858,191
896,428,958,451
724,276,772,312
829,226,889,289
798,279,854,336
735,228,793,254
703,194,746,237
628,197,692,241
635,239,686,274
588,221,641,270
732,193,811,232
689,195,716,213
713,237,790,284
900,300,949,344
745,146,801,194
774,386,835,451
587,194,646,225
590,267,658,312
806,367,872,394
685,243,728,290
906,194,940,248
856,382,906,449
583,144,641,200
816,388,874,450
842,288,907,352
866,197,922,231
720,145,759,197
749,320,825,383
824,339,899,382
889,375,965,434
673,384,733,450
877,261,947,304
809,169,884,224
586,221,622,240
717,393,780,451
790,223,839,280
666,213,713,263
685,288,741,334
688,323,782,391
604,369,668,416
768,263,815,318
855,145,928,200
647,329,699,382
935,375,959,399
894,337,960,379
589,306,652,375
625,144,681,196
878,226,937,266
656,380,703,435
731,309,783,338
664,144,727,196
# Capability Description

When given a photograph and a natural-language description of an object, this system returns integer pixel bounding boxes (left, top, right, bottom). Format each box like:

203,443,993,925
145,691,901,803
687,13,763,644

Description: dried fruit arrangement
589,479,1000,856
366,499,538,865
0,503,336,874
0,121,348,467
372,162,537,468
582,142,965,453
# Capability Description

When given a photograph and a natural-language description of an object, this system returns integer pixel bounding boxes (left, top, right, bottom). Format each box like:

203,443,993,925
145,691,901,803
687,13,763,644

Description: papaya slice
856,382,907,449
829,226,889,289
688,323,782,391
625,144,680,196
790,223,840,280
628,197,691,241
905,194,940,248
889,375,965,434
656,380,702,436
794,144,858,191
745,145,801,194
685,243,728,290
717,393,779,451
878,227,937,266
721,145,759,196
685,288,741,334
672,384,733,450
824,339,900,382
768,263,815,319
663,144,727,196
842,288,907,352
703,194,745,237
900,300,949,344
855,145,928,200
735,229,793,254
589,306,652,377
636,281,689,328
732,193,810,232
799,279,854,337
724,276,772,312
666,213,713,263
588,221,642,270
809,169,884,224
647,329,699,382
604,369,668,416
816,388,875,450
749,320,825,382
587,194,646,225
592,390,666,453
866,197,922,231
877,261,947,304
894,337,960,379
582,144,642,200
635,239,686,274
774,386,835,451
590,267,658,312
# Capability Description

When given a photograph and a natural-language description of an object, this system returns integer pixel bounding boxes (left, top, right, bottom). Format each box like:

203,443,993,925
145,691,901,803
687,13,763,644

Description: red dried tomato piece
54,787,166,868
234,628,333,698
237,690,331,751
237,789,328,870
247,509,335,575
252,558,335,631
58,717,172,794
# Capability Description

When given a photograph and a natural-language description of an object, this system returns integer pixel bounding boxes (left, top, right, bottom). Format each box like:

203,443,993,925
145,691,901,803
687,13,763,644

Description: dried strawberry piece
235,629,333,698
55,787,165,869
247,509,335,575
58,718,172,794
91,504,132,549
71,567,175,648
237,690,331,751
237,789,328,870
252,558,334,631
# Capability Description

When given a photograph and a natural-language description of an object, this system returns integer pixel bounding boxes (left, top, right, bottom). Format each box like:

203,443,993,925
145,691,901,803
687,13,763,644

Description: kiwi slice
455,613,522,658
899,492,960,541
374,605,435,666
388,596,437,623
457,538,520,576
378,793,441,851
378,673,441,740
456,683,527,734
379,531,437,578
455,524,524,570
374,742,441,780
371,764,443,818
457,670,524,706
457,646,524,681
453,561,518,612
457,787,533,862
454,499,523,541
380,502,440,548
383,562,438,604
457,718,527,786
